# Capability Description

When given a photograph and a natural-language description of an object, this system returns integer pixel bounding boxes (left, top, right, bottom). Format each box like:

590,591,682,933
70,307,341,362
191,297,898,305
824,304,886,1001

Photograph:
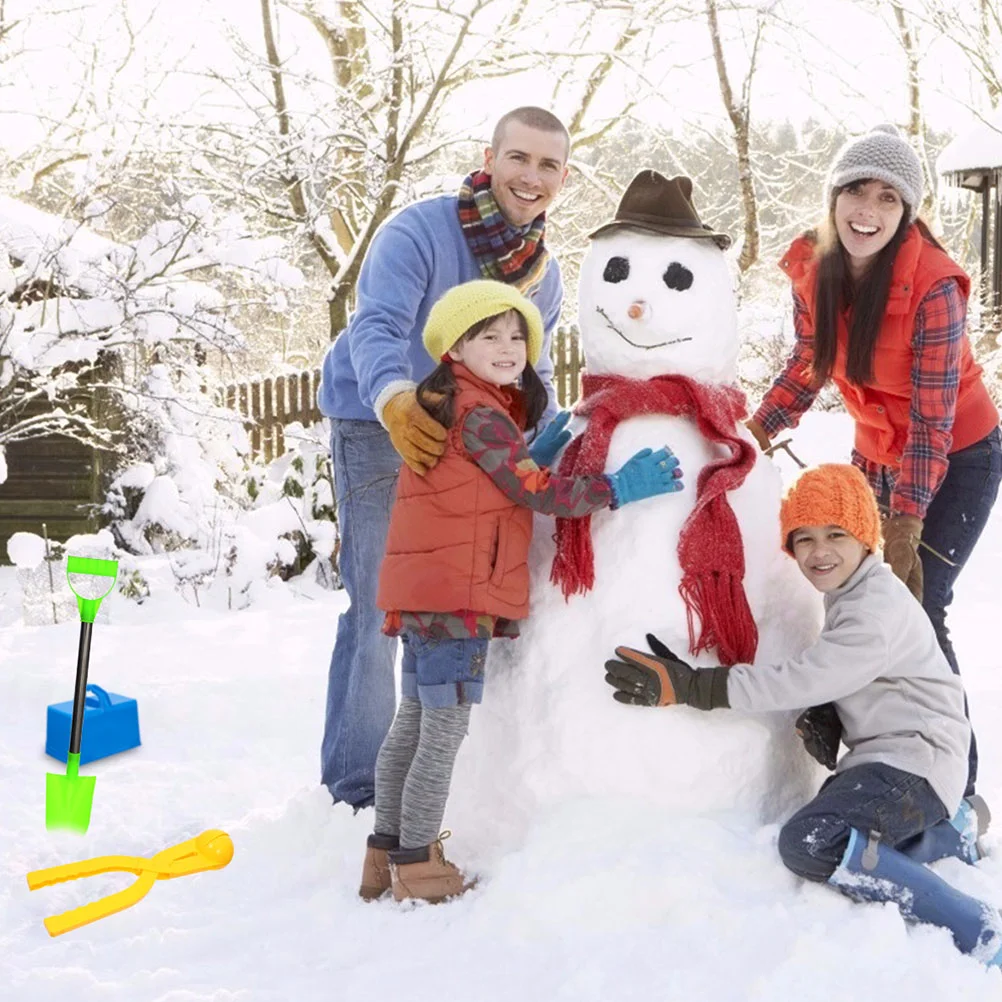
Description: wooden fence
223,369,323,464
227,325,584,462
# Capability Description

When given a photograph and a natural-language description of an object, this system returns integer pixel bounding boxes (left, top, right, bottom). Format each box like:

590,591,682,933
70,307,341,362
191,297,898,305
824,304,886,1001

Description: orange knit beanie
779,464,881,554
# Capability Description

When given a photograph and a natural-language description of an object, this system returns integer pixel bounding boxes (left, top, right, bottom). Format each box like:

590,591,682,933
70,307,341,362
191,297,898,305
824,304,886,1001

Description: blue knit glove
528,410,573,468
606,447,683,508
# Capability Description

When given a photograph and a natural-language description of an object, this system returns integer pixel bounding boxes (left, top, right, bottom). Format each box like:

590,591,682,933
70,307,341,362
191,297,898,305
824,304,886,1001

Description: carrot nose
628,301,646,320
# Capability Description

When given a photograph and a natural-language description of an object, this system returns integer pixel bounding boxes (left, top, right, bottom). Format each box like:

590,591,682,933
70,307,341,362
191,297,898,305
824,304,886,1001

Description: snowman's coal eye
603,257,630,283
663,262,694,292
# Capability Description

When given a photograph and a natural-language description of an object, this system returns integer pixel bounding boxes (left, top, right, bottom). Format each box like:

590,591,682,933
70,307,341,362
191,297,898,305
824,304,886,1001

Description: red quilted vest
781,225,998,466
377,364,534,620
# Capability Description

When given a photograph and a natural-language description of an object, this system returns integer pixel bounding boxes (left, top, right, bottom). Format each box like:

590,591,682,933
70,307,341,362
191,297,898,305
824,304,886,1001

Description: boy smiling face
790,524,869,593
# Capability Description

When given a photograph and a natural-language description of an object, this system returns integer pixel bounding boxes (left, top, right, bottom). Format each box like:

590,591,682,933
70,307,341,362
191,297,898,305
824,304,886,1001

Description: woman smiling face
834,178,906,278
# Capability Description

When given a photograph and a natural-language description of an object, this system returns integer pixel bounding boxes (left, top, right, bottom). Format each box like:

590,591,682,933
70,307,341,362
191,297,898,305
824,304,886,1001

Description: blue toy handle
84,685,112,711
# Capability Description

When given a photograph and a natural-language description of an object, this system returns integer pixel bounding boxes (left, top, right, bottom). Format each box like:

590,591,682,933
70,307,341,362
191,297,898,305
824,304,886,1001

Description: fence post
263,378,275,464
250,381,262,457
553,327,566,407
568,328,581,405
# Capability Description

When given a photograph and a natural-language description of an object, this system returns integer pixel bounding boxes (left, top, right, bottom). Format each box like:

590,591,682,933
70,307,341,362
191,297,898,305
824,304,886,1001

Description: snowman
451,171,822,843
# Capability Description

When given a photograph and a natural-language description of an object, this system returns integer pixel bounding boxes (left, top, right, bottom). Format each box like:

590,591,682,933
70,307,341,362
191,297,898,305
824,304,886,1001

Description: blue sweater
317,194,563,422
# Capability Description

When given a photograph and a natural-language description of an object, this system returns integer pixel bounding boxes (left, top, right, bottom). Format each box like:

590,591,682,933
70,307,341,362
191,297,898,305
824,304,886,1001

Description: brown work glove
744,418,771,453
882,513,924,602
382,390,447,476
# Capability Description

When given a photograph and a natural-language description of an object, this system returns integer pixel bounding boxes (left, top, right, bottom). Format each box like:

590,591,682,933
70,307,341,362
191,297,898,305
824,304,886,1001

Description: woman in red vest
747,125,1001,800
358,280,684,905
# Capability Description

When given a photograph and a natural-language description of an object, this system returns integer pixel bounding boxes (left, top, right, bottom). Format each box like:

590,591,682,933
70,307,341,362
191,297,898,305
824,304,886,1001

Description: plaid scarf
458,170,549,296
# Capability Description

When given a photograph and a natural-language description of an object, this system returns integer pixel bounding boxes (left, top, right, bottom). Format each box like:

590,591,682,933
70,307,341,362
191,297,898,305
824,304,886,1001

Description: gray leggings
374,698,471,849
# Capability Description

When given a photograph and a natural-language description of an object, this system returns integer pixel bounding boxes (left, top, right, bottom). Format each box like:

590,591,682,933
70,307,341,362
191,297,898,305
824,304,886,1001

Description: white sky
0,0,995,162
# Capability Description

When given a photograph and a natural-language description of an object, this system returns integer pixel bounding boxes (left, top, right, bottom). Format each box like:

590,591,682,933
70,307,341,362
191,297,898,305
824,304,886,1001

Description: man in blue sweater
318,107,570,809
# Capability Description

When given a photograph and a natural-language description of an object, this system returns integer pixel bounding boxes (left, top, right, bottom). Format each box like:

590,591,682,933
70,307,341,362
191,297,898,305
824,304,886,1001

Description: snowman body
451,229,822,841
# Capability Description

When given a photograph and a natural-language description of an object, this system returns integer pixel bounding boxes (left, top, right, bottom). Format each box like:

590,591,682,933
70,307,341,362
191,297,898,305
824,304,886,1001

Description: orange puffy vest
780,225,998,466
377,364,534,620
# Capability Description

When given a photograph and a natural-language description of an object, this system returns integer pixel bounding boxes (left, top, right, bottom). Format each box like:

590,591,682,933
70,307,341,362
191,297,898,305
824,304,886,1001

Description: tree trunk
706,0,759,273
892,2,937,223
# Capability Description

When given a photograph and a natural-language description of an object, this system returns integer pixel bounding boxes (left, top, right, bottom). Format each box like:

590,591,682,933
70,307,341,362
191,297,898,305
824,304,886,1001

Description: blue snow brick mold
46,684,141,764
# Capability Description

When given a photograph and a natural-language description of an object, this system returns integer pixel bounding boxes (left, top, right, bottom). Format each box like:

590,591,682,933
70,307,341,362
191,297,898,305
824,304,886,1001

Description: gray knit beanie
827,124,923,222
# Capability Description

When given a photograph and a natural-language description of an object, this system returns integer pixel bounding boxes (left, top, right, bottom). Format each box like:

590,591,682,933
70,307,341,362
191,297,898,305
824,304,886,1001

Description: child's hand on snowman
605,446,683,508
604,633,730,711
528,410,573,468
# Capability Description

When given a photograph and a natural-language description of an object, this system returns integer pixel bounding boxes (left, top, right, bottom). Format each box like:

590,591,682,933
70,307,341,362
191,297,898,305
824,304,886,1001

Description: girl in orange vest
358,279,684,904
746,125,1001,801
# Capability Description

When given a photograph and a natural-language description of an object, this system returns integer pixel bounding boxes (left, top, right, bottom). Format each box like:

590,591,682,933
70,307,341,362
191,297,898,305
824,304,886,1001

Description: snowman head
577,172,738,383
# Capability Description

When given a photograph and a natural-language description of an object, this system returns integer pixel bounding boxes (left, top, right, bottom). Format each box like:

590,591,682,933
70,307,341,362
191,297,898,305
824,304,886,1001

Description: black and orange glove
882,513,924,602
795,702,842,770
382,390,447,476
604,633,730,711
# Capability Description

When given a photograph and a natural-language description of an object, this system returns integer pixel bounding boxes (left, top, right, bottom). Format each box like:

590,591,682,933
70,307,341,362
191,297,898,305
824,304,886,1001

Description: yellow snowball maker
27,829,233,936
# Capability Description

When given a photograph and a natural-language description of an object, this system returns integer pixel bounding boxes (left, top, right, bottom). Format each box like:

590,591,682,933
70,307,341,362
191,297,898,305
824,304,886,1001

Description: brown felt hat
589,170,732,250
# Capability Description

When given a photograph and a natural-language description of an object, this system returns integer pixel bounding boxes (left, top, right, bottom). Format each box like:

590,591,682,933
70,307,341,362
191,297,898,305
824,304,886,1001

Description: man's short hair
491,107,570,162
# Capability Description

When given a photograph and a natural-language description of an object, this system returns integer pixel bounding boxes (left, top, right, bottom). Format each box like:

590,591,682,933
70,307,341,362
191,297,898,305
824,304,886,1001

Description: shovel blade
45,771,96,833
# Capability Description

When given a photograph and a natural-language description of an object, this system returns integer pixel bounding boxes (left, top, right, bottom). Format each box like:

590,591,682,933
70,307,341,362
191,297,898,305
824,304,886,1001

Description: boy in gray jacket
605,463,1001,967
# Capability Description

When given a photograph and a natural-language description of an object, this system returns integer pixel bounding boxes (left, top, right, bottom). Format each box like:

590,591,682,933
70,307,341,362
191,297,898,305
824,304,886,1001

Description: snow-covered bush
105,398,338,609
0,191,305,484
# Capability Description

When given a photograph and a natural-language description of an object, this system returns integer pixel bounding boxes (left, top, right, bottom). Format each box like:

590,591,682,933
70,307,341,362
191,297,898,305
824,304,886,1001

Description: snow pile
6,531,46,569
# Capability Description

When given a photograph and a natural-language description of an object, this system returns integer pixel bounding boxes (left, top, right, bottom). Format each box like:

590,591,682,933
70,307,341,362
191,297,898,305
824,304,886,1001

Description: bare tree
705,0,770,273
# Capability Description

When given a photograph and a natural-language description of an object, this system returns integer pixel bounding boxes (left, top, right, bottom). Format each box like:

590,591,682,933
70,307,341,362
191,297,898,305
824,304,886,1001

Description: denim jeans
778,763,948,881
400,631,489,707
320,419,401,808
876,425,1002,795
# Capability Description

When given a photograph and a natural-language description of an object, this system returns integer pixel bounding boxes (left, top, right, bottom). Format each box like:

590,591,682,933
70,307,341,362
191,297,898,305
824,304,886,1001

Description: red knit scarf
551,372,759,666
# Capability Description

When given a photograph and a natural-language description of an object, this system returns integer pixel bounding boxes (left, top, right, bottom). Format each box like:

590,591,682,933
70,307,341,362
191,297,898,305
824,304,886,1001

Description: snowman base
449,613,822,854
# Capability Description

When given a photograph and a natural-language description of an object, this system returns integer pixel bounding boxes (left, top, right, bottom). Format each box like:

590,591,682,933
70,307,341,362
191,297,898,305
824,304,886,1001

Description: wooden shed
938,110,1002,313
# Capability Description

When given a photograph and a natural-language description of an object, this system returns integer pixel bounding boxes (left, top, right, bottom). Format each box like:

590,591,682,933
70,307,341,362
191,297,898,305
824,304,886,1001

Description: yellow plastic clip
26,829,233,937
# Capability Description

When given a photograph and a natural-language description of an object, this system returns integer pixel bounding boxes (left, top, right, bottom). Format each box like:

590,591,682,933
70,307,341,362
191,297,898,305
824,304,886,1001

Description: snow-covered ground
2,411,1001,1001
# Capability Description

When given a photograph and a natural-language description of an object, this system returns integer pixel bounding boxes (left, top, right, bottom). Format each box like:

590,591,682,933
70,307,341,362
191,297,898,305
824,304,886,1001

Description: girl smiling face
834,179,906,278
448,310,528,387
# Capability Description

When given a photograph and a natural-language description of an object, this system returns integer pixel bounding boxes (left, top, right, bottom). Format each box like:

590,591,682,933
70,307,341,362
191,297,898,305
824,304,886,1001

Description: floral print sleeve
461,406,612,517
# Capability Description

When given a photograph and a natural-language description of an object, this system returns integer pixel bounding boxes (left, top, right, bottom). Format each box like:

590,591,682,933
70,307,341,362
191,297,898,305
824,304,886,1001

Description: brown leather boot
359,832,399,901
389,834,474,904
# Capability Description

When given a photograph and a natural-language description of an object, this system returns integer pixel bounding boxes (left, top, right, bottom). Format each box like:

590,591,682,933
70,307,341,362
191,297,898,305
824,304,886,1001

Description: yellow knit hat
779,463,881,554
422,280,544,366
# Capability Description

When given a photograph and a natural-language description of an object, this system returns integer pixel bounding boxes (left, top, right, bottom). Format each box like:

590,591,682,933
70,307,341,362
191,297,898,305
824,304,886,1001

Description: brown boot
359,832,399,901
389,834,474,904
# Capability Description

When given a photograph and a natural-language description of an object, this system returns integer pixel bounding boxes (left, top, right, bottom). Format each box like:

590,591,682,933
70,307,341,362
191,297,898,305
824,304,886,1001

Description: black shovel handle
68,621,94,756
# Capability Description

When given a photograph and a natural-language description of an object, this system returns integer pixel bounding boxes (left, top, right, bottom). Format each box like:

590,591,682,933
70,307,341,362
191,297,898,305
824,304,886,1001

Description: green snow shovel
45,556,119,833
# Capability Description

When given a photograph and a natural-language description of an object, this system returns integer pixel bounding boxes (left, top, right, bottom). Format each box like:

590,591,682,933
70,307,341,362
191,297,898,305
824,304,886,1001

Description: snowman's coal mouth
596,307,693,351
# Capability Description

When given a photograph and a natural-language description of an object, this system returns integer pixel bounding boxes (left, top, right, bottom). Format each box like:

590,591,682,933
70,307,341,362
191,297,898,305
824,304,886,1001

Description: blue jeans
320,419,401,808
876,425,1002,795
778,763,948,881
400,632,489,707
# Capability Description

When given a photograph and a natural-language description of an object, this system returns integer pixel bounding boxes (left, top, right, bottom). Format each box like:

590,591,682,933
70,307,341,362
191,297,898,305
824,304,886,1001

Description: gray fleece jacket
727,554,970,814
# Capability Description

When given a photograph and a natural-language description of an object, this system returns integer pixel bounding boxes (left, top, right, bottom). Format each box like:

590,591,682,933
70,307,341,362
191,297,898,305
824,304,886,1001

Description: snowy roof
937,109,1002,177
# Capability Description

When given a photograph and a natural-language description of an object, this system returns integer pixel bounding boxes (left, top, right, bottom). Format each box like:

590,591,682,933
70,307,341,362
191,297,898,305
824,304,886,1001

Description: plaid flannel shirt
754,277,965,519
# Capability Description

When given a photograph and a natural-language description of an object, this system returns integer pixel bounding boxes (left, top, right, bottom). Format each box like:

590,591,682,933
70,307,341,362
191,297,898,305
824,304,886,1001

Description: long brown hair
415,309,547,431
810,190,946,388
